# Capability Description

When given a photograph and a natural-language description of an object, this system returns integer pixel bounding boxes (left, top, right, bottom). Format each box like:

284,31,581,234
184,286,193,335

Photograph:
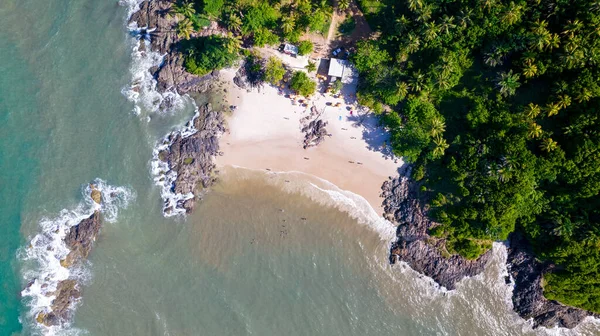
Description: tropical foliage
182,35,239,75
354,0,600,313
290,71,316,96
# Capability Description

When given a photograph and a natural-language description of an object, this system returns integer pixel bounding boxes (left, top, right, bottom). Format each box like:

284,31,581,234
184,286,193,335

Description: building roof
328,58,347,78
283,43,298,55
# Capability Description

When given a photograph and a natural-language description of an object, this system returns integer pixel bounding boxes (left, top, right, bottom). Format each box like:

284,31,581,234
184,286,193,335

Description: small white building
328,58,358,84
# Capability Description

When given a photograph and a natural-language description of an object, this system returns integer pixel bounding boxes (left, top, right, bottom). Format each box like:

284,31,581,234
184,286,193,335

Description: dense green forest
171,0,328,80
351,0,600,312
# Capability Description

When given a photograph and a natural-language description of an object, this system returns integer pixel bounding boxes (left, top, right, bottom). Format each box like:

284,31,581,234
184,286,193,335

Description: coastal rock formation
36,186,104,327
157,103,225,214
507,233,593,328
36,280,80,327
129,0,214,95
302,119,328,149
382,176,490,290
60,211,102,268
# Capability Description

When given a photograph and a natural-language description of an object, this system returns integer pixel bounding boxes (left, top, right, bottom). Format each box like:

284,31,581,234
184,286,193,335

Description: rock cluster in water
35,186,103,327
507,233,595,328
381,176,490,290
129,0,221,95
157,103,225,214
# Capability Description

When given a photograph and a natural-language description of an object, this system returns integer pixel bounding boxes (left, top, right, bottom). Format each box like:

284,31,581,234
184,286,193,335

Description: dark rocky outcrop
382,176,491,290
36,186,104,327
302,119,328,149
507,233,594,328
129,0,217,95
160,103,225,214
36,280,80,327
60,211,101,268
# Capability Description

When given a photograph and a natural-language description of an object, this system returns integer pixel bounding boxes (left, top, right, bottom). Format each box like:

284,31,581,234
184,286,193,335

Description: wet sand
216,69,401,215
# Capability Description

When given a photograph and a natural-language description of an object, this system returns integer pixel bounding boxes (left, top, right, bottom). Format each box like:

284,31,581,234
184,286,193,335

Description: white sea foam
121,2,186,117
19,179,134,336
150,104,201,217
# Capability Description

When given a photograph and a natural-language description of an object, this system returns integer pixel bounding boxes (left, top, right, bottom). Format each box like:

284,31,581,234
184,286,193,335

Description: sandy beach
216,68,401,215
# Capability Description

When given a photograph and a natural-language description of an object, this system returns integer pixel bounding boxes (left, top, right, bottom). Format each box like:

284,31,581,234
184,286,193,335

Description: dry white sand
216,68,402,215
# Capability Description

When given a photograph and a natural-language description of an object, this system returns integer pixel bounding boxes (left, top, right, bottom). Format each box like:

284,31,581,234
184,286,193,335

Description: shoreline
127,0,597,330
215,68,400,216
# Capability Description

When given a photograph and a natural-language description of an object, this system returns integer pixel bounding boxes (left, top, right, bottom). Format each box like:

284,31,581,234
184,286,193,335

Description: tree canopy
290,71,316,96
353,0,600,313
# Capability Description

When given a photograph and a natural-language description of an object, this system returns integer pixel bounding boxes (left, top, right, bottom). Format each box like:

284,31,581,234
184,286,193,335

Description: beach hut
328,58,346,82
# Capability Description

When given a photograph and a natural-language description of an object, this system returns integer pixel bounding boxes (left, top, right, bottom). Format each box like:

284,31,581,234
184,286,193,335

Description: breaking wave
120,0,186,118
19,179,134,336
150,103,201,217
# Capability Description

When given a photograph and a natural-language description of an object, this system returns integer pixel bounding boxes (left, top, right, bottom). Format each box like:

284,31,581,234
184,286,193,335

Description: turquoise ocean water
2,1,600,335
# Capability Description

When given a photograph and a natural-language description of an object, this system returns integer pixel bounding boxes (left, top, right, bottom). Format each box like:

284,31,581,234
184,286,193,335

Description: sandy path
215,69,401,215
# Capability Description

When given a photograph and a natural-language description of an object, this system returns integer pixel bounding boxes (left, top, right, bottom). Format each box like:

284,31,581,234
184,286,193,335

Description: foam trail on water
19,179,134,336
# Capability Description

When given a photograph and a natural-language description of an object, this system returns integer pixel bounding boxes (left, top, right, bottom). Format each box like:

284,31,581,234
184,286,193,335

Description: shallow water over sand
70,168,599,336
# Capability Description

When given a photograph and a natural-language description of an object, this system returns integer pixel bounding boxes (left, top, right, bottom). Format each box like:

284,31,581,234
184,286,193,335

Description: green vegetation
305,60,317,73
331,79,343,93
338,16,356,35
353,0,600,312
182,35,239,76
264,57,285,85
290,71,316,96
298,40,314,56
178,0,333,45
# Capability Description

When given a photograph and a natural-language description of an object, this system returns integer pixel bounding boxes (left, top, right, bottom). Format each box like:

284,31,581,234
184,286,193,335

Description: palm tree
432,136,449,158
416,4,433,22
547,33,560,50
429,117,446,137
532,19,548,35
405,34,420,54
407,0,423,11
546,102,561,117
396,82,410,99
409,71,426,92
557,95,572,109
338,0,350,12
576,88,593,102
495,70,521,96
224,32,242,53
562,19,583,38
457,9,473,28
480,0,497,11
436,73,451,90
439,15,456,35
528,122,543,139
171,1,196,19
227,13,243,34
532,31,551,51
502,2,522,26
525,103,541,118
484,50,503,67
281,16,296,35
394,15,410,34
540,138,558,152
423,22,439,42
305,61,317,72
176,19,194,40
522,61,538,78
